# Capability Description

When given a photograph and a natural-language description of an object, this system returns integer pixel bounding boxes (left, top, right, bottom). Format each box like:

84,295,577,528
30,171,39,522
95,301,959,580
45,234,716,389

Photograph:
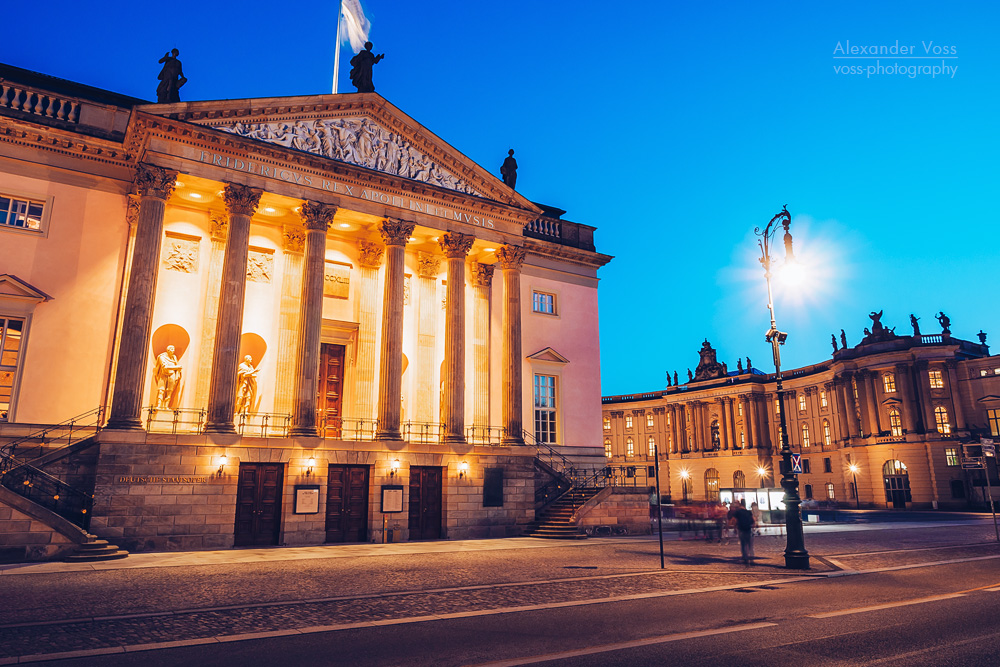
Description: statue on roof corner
500,149,517,188
156,49,187,103
349,41,385,93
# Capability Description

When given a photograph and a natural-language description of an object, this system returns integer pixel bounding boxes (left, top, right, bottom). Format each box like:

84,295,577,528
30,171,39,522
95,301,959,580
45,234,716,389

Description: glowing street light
755,205,810,570
848,462,861,510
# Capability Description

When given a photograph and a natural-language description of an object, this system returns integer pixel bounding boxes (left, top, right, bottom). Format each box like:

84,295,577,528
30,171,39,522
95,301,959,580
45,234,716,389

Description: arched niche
149,324,190,409
238,333,267,414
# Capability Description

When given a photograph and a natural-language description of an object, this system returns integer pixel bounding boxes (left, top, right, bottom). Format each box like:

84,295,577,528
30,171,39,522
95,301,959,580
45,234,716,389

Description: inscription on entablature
324,261,352,299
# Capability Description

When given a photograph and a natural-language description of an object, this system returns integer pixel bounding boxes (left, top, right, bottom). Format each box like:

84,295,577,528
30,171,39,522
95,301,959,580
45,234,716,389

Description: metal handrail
1,406,105,461
237,412,292,438
0,451,93,530
144,407,206,434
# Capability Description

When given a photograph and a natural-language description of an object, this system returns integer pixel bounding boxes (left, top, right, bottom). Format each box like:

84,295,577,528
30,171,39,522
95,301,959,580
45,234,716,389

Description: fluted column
717,398,729,450
414,252,441,423
837,376,860,438
205,184,262,433
497,245,526,445
471,262,494,429
439,233,474,443
290,201,337,436
374,218,415,440
107,164,177,430
747,395,759,449
670,405,680,453
353,241,384,421
894,364,917,434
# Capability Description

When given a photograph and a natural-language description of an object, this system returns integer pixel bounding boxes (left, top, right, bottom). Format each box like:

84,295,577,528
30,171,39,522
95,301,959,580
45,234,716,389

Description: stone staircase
64,535,129,562
523,487,603,539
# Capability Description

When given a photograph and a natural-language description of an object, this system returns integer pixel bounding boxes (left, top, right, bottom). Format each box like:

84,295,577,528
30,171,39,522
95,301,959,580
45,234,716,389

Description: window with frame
647,436,656,457
883,373,896,393
802,458,811,474
740,431,745,448
804,484,813,499
822,420,832,446
734,470,746,488
646,414,654,428
934,406,950,434
775,399,780,415
928,369,944,389
604,438,612,459
988,409,1000,437
626,437,634,458
826,482,835,499
820,390,828,408
625,415,633,429
889,408,903,437
823,457,832,473
704,469,720,501
0,317,25,421
0,194,44,232
801,423,810,448
945,447,959,466
533,374,557,444
737,402,743,416
531,291,556,315
603,416,610,431
798,394,807,412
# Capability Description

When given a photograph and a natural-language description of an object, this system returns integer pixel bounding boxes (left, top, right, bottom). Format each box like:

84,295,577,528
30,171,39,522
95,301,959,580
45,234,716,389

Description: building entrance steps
523,487,603,539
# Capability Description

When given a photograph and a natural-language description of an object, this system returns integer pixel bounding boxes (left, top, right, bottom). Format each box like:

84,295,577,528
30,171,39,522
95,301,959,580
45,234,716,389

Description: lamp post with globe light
849,462,861,510
755,205,810,570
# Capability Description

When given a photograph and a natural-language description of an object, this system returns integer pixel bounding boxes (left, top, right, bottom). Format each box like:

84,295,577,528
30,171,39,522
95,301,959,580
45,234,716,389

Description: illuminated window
737,402,743,416
531,291,556,315
0,317,25,421
625,415,633,429
798,394,807,412
646,414,654,428
822,420,832,446
705,469,720,501
929,369,944,389
852,377,859,400
740,431,745,448
604,438,612,459
667,413,672,426
775,399,780,415
826,482,835,499
647,436,656,457
733,470,746,488
883,373,896,393
0,194,44,232
945,447,959,466
801,423,810,448
626,437,634,458
533,374,557,444
889,408,903,437
934,406,950,434
820,390,828,408
988,409,1000,437
603,416,610,431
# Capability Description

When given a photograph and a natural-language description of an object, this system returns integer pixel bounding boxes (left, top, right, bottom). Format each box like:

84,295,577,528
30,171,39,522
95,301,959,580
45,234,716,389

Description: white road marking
808,592,966,618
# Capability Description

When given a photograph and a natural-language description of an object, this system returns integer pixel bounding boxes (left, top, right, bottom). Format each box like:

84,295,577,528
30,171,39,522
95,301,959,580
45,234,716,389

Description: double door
408,466,442,540
318,344,345,438
326,465,369,543
234,463,284,547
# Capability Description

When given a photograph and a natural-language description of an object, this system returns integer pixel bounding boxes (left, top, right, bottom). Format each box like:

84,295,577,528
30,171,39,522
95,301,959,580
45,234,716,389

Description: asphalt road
3,519,999,666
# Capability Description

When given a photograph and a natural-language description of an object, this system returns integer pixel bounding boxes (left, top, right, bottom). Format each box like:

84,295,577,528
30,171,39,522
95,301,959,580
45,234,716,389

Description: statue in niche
737,358,743,373
831,334,838,353
500,149,518,188
349,41,384,93
840,329,848,349
711,421,721,450
235,356,259,414
156,49,187,103
673,371,679,386
936,312,951,335
154,345,182,409
910,314,921,336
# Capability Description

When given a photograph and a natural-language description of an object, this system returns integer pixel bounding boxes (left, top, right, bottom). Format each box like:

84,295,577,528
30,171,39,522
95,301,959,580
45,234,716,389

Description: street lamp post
755,205,810,570
849,463,861,510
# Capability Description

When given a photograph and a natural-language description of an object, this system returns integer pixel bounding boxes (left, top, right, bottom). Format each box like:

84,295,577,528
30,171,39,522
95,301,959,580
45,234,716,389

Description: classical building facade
0,62,610,558
603,322,1000,511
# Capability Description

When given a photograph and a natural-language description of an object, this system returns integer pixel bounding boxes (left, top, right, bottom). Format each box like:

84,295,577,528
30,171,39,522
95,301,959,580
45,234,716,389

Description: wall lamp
390,458,401,478
458,461,470,479
217,454,228,477
306,457,316,476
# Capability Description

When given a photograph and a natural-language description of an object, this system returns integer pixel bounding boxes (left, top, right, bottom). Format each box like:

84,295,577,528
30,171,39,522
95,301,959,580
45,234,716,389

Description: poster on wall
294,485,320,514
381,485,404,513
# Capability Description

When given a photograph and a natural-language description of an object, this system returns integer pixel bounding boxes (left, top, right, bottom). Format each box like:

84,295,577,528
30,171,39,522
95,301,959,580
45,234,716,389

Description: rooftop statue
860,310,898,344
673,371,679,386
500,149,517,188
910,314,921,336
694,339,726,381
736,358,743,373
840,329,848,349
349,41,384,93
156,49,187,103
831,334,838,353
936,311,951,335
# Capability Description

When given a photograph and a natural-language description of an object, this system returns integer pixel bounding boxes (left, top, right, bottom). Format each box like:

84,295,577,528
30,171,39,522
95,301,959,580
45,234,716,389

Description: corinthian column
107,164,177,430
353,241,384,422
290,201,337,436
204,184,262,433
471,263,494,430
497,245,526,446
439,232,475,444
374,218,415,440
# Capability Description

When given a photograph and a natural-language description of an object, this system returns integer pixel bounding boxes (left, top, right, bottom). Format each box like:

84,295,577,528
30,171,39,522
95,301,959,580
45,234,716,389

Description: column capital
299,200,338,231
134,163,177,199
894,362,911,373
471,262,495,287
282,225,304,252
439,231,475,258
378,218,415,246
224,183,263,217
358,240,385,268
417,251,441,278
125,195,140,228
496,245,526,271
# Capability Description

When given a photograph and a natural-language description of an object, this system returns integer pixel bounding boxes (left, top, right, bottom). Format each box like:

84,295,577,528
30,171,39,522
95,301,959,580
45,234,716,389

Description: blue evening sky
4,1,997,396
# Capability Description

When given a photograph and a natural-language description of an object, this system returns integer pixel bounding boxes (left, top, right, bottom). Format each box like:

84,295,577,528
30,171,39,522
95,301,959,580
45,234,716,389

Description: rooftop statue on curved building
694,339,727,381
859,309,899,345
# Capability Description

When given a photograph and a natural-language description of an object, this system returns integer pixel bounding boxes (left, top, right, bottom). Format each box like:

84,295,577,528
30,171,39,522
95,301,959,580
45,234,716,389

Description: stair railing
1,406,105,462
0,451,93,530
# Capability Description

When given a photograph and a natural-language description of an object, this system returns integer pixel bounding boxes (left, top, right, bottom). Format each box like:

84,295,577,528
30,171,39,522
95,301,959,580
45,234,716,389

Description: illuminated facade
603,330,1000,511
0,62,610,557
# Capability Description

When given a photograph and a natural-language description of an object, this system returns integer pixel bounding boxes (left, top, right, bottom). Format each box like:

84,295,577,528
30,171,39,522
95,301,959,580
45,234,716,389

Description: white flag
341,0,371,53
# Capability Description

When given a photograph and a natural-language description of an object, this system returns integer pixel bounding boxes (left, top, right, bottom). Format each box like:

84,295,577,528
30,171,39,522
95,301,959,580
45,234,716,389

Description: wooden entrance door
234,463,284,547
408,466,442,540
326,465,370,543
318,344,346,438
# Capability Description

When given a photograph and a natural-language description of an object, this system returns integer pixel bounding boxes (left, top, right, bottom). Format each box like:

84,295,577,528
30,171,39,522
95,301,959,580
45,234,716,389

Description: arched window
882,459,911,508
823,420,832,446
801,423,811,448
733,470,746,489
705,468,720,500
647,436,656,457
934,406,950,434
626,437,634,458
604,438,612,459
826,482,835,499
889,408,903,437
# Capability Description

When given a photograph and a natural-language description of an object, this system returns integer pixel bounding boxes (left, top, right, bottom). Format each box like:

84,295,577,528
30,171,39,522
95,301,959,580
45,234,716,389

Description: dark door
234,463,284,546
326,465,370,543
319,343,346,438
408,466,442,540
884,474,910,509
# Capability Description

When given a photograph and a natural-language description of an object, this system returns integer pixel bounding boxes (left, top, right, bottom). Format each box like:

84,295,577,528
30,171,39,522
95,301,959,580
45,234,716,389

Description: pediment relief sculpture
216,117,482,197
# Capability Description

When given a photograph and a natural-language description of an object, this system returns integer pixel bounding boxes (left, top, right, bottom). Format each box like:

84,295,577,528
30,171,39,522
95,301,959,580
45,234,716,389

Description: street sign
791,454,803,474
981,438,996,457
963,458,985,470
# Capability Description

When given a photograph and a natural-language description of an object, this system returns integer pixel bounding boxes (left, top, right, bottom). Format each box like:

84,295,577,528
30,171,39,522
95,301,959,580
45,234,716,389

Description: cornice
0,115,132,169
522,237,613,269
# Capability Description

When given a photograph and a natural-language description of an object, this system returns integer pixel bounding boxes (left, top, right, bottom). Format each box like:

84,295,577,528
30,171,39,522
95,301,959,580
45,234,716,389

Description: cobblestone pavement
1,520,997,661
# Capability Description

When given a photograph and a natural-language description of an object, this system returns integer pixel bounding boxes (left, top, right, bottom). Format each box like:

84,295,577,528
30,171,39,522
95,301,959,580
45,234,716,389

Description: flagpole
332,0,344,93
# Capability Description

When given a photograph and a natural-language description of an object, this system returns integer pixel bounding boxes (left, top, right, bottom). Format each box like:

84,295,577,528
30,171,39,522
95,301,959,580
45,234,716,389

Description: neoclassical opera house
0,62,611,559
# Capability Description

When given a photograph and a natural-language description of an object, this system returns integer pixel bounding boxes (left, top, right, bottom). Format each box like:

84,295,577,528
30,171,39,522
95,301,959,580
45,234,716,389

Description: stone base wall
0,488,78,562
91,432,535,552
576,487,651,535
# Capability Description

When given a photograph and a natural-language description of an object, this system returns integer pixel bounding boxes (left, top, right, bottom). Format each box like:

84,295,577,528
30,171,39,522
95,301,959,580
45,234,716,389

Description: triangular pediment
977,395,1000,403
144,94,540,212
527,347,570,364
0,274,51,302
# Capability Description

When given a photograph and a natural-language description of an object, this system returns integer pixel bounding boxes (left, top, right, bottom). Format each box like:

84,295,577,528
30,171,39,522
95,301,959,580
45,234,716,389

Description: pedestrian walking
750,501,762,536
729,500,756,565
